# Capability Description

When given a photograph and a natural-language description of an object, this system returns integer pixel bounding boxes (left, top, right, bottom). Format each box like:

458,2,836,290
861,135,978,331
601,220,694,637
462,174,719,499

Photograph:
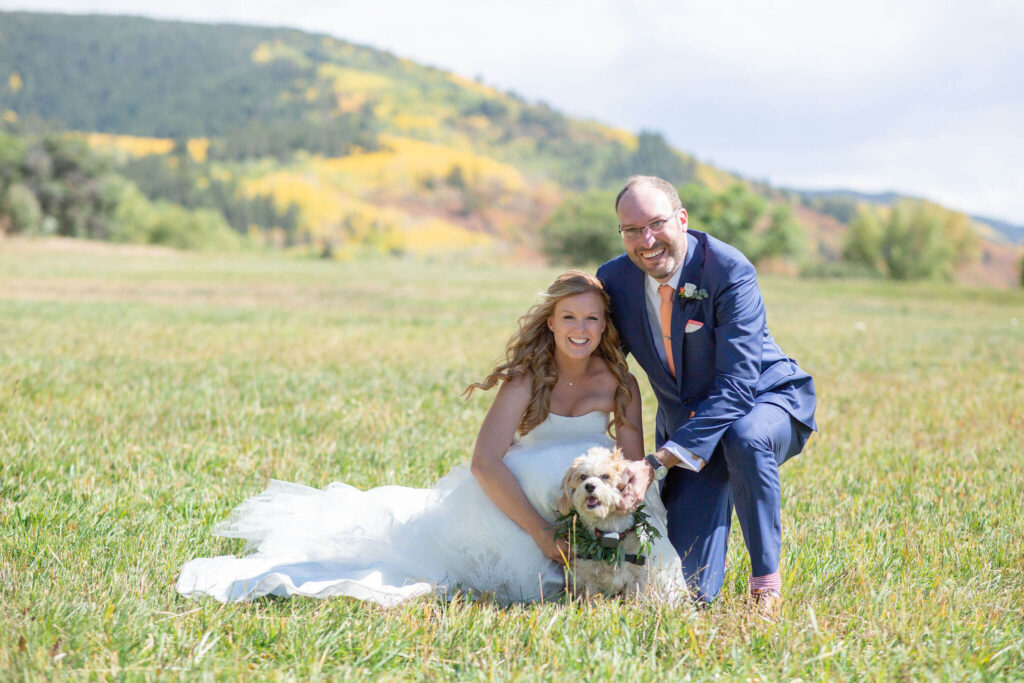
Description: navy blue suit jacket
597,230,816,461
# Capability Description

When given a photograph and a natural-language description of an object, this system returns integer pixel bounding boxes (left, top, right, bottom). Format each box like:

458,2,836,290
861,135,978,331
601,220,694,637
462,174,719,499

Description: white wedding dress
177,412,683,606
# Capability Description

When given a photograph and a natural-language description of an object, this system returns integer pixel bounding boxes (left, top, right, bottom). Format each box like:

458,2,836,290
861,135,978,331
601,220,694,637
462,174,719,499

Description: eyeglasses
617,212,677,240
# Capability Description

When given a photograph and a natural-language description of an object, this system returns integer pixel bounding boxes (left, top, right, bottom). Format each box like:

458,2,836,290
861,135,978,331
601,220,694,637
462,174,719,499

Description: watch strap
645,453,668,480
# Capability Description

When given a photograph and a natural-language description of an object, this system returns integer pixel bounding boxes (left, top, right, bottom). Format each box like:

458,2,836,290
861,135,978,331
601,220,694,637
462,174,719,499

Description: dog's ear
611,448,629,475
557,464,576,516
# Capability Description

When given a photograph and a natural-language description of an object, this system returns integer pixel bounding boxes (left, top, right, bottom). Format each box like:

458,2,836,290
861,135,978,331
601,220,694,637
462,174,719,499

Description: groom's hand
618,459,653,512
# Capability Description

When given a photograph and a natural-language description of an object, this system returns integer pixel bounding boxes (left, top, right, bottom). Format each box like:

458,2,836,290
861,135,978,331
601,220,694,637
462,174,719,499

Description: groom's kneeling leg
661,454,732,603
719,403,799,579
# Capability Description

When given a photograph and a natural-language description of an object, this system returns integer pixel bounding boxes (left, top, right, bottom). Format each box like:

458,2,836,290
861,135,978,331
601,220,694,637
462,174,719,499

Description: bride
177,271,684,605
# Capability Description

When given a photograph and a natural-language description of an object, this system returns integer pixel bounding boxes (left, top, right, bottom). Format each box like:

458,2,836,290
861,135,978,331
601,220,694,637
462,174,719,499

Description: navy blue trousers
661,403,811,602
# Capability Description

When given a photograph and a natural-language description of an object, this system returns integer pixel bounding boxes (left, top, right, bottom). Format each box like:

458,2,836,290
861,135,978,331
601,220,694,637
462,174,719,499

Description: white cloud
654,1,936,75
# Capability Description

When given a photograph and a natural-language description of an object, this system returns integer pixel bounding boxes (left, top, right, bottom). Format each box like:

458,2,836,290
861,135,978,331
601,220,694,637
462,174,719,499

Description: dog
556,446,658,599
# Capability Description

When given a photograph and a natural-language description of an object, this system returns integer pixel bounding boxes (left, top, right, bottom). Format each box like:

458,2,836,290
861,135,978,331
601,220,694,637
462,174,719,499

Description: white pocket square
685,320,704,333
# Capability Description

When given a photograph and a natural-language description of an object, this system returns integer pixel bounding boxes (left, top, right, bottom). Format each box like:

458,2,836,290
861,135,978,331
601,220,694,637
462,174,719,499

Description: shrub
540,189,620,265
759,204,805,261
841,201,979,280
109,177,243,250
146,202,244,250
3,183,42,233
843,208,885,274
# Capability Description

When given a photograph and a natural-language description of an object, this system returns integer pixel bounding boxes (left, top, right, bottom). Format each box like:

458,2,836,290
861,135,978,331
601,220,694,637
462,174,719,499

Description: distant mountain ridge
789,188,1024,245
968,214,1024,245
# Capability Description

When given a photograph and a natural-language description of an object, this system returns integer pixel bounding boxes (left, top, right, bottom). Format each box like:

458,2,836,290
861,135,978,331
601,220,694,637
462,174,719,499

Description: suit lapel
670,231,705,392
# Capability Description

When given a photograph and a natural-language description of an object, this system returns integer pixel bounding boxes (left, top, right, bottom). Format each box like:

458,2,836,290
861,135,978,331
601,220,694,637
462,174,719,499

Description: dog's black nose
584,483,595,493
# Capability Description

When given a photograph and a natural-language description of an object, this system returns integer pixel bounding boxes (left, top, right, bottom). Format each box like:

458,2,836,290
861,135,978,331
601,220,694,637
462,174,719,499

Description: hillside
0,11,695,189
1,11,719,255
0,11,1020,285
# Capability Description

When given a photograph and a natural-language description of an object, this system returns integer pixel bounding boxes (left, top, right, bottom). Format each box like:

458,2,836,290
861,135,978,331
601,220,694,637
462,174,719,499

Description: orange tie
658,284,676,378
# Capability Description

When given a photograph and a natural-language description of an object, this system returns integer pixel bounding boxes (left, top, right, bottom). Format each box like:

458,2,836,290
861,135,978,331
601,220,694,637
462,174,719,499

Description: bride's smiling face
547,292,606,360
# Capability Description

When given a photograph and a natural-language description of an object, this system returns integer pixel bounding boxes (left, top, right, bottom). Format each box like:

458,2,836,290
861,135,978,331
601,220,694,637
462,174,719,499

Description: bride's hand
534,532,572,565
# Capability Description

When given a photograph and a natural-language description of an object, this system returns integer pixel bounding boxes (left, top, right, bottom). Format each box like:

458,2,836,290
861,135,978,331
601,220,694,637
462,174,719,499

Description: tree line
541,183,804,267
0,124,297,249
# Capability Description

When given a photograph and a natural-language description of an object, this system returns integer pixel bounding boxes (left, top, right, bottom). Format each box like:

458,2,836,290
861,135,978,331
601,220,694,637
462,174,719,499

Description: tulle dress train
176,412,681,606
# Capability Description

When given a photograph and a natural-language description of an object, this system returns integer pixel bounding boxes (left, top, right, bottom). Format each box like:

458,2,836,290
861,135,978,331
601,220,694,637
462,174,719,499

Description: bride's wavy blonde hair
464,271,633,437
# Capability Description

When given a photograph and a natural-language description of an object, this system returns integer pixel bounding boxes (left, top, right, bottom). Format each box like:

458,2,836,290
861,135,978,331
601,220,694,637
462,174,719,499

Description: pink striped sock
749,571,781,592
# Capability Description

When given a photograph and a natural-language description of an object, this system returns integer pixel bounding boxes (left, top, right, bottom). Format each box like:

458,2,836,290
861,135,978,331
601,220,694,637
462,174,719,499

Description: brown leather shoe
749,588,783,621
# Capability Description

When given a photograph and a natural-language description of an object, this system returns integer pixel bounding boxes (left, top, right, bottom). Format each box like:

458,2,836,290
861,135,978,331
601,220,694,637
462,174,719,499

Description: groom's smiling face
617,185,688,282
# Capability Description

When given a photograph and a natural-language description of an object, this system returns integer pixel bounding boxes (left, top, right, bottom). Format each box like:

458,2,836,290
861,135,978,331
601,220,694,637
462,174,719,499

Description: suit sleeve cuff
662,441,705,472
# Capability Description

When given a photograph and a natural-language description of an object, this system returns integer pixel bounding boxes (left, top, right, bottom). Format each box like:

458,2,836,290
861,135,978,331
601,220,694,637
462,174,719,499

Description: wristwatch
644,453,669,481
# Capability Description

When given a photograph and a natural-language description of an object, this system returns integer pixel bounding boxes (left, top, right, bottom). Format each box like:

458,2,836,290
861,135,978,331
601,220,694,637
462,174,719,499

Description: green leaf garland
552,505,662,567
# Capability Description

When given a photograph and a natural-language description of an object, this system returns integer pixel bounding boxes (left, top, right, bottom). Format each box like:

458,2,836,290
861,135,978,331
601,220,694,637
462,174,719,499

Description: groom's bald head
615,175,682,212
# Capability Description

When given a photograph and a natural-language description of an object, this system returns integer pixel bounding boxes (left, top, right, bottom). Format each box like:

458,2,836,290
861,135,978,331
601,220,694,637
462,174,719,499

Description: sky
3,0,1023,225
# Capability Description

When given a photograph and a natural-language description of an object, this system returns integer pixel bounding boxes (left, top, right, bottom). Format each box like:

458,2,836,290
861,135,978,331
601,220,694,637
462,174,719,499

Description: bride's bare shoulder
590,357,635,383
498,371,534,399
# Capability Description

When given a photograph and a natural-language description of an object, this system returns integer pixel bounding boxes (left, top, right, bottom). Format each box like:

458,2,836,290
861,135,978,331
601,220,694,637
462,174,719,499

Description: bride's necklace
559,360,588,390
564,375,586,389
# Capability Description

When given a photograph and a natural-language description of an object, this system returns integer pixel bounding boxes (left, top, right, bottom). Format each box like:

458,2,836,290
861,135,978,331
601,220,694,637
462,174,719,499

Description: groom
597,176,817,614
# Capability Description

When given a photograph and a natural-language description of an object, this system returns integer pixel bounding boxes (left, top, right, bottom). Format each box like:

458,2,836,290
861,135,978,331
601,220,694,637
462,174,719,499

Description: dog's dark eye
579,474,586,481
601,474,610,480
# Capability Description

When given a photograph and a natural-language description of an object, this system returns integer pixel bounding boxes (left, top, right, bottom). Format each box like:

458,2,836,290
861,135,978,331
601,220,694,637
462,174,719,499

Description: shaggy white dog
556,447,677,600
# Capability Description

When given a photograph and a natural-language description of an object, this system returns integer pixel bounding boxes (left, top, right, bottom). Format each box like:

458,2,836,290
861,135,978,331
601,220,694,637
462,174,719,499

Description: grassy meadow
1,238,1022,679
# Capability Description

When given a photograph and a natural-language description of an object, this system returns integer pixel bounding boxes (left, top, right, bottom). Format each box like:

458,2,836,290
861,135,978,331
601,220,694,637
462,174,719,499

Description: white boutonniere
678,282,708,301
